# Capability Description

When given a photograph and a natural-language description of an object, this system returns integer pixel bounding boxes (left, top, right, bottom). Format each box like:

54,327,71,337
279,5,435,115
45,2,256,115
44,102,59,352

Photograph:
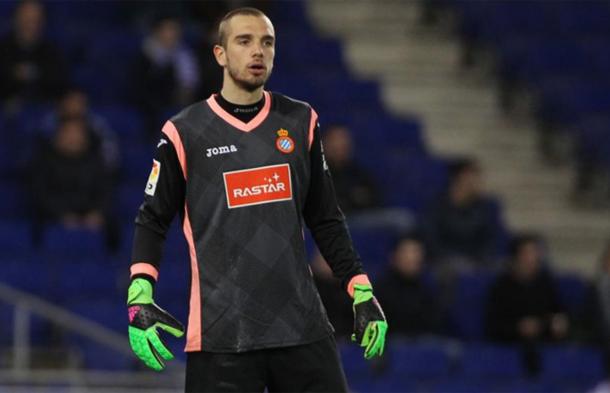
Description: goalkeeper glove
351,283,388,359
127,278,185,371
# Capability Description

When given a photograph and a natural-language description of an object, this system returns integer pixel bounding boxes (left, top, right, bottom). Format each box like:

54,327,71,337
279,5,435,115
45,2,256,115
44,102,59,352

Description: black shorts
185,335,348,393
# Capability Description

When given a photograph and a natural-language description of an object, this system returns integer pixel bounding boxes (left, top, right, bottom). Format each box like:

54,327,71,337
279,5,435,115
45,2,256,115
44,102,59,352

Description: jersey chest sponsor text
223,163,293,209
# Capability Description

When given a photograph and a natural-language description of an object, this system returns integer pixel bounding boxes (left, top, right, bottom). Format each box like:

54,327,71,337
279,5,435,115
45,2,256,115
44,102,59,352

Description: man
485,234,568,375
376,235,442,337
423,158,500,265
0,0,66,112
126,7,387,392
323,124,380,214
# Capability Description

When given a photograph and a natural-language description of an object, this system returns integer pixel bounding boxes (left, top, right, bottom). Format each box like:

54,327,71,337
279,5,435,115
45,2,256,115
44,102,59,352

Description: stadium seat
448,271,497,340
540,345,605,385
53,261,121,302
555,273,587,318
92,105,144,143
460,344,524,380
121,145,155,182
387,341,451,381
42,226,106,258
0,219,31,254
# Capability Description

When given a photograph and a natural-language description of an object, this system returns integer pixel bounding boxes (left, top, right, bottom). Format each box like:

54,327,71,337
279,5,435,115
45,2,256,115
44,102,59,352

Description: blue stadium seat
387,341,451,381
117,183,145,217
0,219,30,253
541,346,605,384
42,226,106,258
368,154,448,212
448,271,497,340
92,105,144,143
2,255,53,295
555,273,587,318
53,261,121,302
554,2,610,36
339,343,377,380
348,228,395,269
0,181,28,220
121,145,155,182
67,335,134,370
460,344,524,380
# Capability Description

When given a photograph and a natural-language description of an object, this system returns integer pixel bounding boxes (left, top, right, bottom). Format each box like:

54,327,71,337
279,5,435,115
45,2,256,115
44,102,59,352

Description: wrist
128,278,154,305
347,274,372,298
353,284,373,305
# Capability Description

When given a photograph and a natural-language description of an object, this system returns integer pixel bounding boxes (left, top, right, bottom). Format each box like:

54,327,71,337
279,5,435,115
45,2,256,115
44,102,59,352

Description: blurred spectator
485,234,569,375
196,17,224,100
0,0,67,113
133,16,199,136
376,234,442,337
579,243,610,347
423,158,499,265
29,116,116,250
311,251,353,339
40,87,120,175
323,125,380,214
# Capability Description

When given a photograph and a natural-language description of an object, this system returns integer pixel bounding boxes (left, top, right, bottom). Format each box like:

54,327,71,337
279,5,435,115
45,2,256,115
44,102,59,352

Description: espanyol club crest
275,129,295,154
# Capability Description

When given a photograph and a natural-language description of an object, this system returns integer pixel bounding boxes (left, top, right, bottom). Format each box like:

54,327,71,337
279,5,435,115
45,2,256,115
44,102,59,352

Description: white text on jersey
206,145,238,158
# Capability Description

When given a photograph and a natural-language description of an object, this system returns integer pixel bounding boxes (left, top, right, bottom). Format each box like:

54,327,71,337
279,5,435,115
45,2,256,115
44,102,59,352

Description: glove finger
364,323,380,359
361,321,376,348
129,326,164,371
365,322,388,359
147,328,174,361
154,306,185,338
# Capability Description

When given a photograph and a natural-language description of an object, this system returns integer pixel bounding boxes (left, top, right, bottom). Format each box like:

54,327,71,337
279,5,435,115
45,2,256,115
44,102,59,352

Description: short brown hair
217,7,269,47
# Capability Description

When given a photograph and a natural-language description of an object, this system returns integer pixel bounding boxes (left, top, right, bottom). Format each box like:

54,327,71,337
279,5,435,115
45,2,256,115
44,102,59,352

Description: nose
252,42,264,57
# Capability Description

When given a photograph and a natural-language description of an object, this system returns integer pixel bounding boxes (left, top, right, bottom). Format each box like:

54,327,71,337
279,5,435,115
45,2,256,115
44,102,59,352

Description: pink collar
206,91,272,132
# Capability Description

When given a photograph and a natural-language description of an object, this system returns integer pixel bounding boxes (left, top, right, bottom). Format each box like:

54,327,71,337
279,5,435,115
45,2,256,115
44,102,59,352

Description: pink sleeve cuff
130,263,159,281
347,274,371,298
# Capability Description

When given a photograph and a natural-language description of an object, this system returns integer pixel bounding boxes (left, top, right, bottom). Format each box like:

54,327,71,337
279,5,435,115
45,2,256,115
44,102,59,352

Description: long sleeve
130,123,186,280
302,120,366,294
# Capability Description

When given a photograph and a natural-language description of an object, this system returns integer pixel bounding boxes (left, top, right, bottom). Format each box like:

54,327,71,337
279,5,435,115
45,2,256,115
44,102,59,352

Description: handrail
0,281,184,376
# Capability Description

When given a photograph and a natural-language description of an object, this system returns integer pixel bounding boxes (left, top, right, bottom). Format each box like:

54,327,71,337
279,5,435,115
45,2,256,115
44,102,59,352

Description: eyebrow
234,33,275,42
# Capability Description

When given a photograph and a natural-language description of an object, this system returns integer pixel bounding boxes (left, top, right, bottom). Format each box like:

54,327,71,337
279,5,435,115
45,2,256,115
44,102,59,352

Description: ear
213,44,226,67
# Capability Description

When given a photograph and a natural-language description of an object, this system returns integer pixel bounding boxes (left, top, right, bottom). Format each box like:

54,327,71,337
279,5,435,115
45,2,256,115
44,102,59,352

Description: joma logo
206,144,238,158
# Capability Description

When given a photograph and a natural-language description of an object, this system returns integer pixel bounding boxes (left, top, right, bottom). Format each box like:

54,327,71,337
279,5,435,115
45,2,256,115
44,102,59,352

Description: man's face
55,120,88,157
323,126,353,168
451,166,483,203
393,240,424,278
60,91,88,117
216,15,275,92
156,20,181,51
515,242,542,279
15,1,44,44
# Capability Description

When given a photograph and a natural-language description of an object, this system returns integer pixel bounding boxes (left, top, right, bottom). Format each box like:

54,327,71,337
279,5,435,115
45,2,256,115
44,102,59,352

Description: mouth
247,63,266,75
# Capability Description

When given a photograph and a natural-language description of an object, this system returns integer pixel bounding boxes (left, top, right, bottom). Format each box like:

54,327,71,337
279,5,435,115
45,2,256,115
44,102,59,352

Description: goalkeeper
127,6,387,392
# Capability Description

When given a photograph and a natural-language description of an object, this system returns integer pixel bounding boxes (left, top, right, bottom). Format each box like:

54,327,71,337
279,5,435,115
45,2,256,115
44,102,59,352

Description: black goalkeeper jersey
131,91,366,353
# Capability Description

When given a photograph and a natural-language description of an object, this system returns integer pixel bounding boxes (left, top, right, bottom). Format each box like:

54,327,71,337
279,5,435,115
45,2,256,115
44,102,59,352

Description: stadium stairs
308,0,610,275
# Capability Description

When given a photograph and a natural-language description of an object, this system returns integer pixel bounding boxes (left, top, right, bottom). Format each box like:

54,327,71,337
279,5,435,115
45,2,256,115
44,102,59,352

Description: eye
238,39,249,45
263,40,274,47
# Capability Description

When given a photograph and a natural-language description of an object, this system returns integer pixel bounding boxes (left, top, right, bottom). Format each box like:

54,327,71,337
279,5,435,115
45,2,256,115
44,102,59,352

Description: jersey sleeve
302,112,368,296
130,121,186,282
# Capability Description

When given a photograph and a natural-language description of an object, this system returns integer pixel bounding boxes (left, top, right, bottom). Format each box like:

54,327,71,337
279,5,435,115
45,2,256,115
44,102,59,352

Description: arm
302,112,387,358
127,121,186,371
130,122,186,281
302,121,366,293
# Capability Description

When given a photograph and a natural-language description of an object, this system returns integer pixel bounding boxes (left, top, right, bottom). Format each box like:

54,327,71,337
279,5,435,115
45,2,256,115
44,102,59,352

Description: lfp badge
276,129,295,154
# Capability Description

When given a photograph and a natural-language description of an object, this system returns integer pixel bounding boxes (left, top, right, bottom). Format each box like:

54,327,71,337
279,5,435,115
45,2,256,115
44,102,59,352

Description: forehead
226,14,275,38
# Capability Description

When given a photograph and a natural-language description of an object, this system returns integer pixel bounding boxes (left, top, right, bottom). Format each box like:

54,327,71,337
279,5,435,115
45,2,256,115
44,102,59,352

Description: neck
221,75,264,105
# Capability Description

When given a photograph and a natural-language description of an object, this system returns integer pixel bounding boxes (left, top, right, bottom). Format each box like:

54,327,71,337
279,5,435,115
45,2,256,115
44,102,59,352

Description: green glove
127,278,185,371
351,283,388,359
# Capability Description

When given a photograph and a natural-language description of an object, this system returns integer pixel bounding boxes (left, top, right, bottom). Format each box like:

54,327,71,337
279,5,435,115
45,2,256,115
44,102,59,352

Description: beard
226,61,271,92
